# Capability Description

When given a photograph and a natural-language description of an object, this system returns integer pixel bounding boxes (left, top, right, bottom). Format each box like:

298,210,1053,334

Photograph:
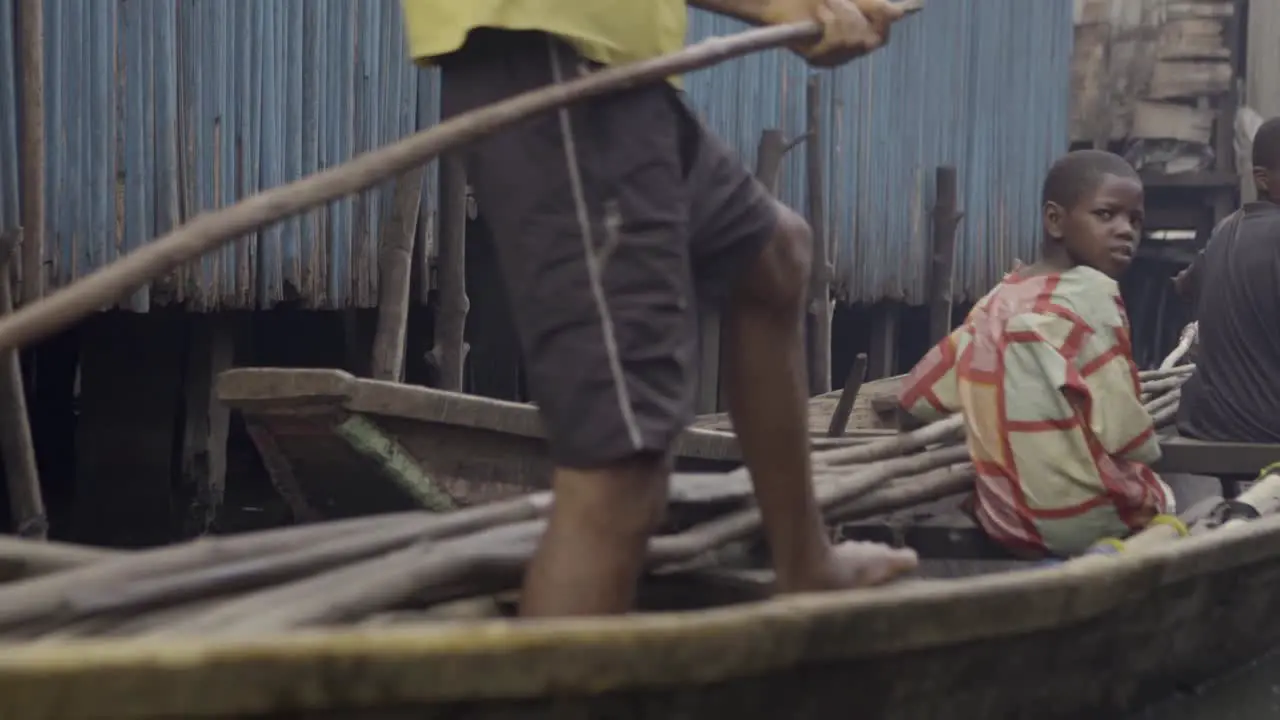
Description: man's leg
520,457,668,617
722,207,918,591
440,30,701,617
680,114,917,591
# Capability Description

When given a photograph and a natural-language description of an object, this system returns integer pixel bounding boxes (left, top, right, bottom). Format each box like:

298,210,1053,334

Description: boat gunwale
2,512,1280,718
217,367,742,462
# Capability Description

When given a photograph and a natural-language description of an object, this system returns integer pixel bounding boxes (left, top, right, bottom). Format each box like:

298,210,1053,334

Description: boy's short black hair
1253,117,1280,171
1041,149,1140,210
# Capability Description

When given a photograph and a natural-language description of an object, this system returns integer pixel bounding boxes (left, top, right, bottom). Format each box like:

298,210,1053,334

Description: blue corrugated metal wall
0,0,437,311
687,1,1072,304
0,1,1068,310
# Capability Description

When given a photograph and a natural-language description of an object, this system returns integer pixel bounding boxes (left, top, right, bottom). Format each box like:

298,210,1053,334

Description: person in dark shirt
1176,117,1280,442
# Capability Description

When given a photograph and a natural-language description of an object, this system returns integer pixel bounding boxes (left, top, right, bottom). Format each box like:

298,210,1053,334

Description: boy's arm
898,329,964,425
1078,300,1161,465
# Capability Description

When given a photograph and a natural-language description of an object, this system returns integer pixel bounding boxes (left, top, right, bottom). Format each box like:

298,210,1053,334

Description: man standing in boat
399,0,920,617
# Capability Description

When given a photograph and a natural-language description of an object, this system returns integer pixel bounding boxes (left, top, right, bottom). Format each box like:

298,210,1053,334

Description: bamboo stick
1145,387,1182,423
828,463,974,520
141,447,963,636
1160,322,1198,371
151,522,547,637
63,517,460,619
1138,364,1193,382
813,414,965,467
0,537,121,582
1150,391,1181,428
0,496,550,632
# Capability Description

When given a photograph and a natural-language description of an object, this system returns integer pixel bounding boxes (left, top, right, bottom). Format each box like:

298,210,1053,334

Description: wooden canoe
7,366,1280,718
7,502,1280,719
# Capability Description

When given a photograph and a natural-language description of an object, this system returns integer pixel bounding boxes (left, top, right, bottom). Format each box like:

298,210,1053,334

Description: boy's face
1043,174,1144,279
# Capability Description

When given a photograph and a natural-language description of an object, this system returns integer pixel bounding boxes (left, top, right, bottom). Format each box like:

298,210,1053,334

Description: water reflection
1135,653,1280,719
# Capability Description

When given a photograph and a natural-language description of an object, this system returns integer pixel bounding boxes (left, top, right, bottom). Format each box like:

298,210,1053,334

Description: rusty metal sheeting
0,0,438,311
687,1,1071,304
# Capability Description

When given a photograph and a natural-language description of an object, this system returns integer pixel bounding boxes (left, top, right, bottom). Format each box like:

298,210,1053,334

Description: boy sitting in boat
898,150,1170,558
1174,117,1280,444
399,0,920,617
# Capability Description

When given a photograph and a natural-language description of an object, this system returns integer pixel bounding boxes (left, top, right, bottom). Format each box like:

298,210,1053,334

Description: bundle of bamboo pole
0,364,1192,643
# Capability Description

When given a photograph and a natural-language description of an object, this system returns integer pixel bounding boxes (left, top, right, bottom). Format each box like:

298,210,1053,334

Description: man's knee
737,202,813,312
553,453,670,536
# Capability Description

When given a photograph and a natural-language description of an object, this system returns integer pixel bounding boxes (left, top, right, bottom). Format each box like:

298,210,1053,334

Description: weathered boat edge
3,514,1280,718
217,367,742,462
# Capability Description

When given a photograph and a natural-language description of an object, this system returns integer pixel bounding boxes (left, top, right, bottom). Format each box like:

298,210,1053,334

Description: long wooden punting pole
0,2,923,354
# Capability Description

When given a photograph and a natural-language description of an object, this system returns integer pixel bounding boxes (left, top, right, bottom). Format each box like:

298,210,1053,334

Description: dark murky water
1134,653,1280,719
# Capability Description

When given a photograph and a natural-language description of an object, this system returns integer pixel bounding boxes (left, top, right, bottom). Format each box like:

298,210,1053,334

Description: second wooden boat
218,368,748,521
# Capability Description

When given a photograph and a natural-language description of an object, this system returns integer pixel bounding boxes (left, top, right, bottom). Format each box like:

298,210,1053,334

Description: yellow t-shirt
401,1,688,68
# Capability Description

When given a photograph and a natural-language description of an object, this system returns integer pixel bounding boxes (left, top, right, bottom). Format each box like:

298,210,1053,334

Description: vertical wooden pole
825,352,867,438
868,303,900,380
805,75,831,395
928,166,960,345
430,154,469,391
370,168,425,382
0,229,44,538
17,0,45,305
755,129,787,195
178,315,235,538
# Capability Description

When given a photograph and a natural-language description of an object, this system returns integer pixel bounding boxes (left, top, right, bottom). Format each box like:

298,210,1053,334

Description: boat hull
5,514,1280,719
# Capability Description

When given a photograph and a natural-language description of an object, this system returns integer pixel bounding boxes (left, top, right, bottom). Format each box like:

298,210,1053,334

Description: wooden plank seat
1152,437,1280,477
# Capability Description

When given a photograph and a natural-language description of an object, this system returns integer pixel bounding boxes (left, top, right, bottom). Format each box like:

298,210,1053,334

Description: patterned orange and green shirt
899,266,1170,557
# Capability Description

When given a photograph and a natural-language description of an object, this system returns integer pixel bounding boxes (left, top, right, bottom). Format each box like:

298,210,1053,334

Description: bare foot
778,541,919,593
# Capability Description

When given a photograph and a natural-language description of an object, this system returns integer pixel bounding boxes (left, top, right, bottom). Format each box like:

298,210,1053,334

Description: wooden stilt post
928,166,960,345
868,303,900,380
178,315,235,538
430,155,469,392
17,0,45,306
805,75,831,395
370,168,425,383
0,229,45,538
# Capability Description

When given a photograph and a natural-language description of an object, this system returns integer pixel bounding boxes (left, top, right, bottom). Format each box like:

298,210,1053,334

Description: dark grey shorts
439,29,779,468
